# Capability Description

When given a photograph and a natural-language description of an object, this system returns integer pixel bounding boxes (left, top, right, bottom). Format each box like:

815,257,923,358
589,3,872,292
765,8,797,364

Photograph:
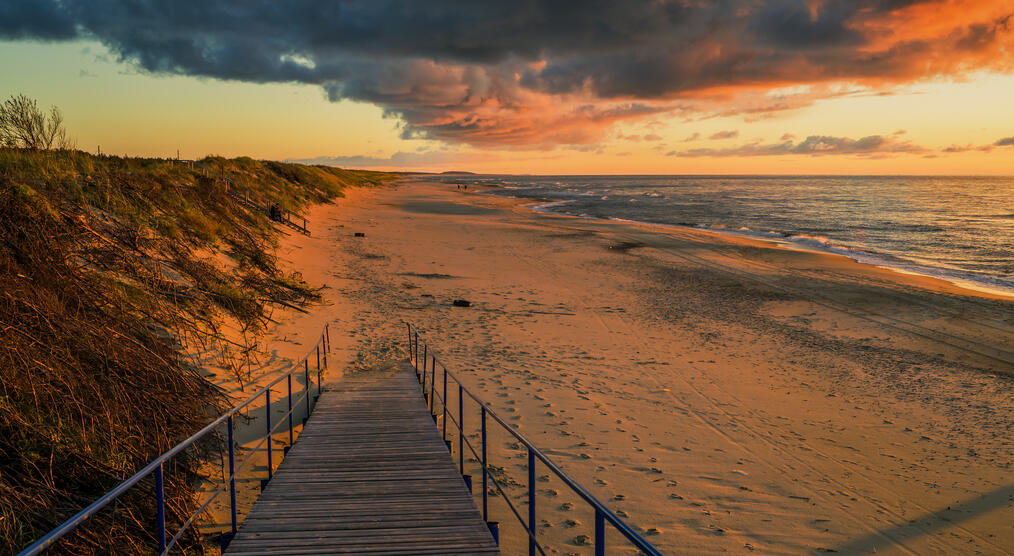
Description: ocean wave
786,234,834,249
540,204,1014,297
526,199,577,213
466,174,1014,297
779,235,1014,296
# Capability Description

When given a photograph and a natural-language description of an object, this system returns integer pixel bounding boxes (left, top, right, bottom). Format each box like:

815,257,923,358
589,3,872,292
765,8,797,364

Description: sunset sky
1,1,1013,174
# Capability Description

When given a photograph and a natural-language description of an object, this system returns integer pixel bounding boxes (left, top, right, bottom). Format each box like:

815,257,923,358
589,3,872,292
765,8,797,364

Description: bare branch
0,94,70,150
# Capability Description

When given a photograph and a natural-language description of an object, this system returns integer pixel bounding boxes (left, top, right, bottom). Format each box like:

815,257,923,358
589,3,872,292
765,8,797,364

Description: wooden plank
225,363,499,554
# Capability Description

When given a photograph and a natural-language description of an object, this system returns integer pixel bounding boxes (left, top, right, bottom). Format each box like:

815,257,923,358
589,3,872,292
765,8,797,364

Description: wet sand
250,177,1014,554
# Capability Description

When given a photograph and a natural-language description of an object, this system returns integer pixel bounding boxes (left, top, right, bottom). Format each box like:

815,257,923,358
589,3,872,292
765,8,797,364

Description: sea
435,175,1014,297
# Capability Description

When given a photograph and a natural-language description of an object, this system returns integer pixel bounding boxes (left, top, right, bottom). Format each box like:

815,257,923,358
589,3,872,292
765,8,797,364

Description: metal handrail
19,324,332,555
407,323,663,556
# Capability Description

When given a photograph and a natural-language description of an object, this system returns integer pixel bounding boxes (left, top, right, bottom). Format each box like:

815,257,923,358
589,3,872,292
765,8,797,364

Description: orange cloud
5,1,1014,147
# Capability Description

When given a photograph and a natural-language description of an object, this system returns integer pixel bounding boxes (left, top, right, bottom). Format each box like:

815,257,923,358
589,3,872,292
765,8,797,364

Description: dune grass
0,148,397,552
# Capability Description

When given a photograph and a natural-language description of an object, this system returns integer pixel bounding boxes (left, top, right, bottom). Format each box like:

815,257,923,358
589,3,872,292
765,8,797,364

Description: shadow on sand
831,482,1014,554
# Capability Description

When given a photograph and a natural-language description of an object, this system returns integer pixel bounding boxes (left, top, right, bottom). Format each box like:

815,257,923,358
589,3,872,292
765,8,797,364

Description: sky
1,0,1013,174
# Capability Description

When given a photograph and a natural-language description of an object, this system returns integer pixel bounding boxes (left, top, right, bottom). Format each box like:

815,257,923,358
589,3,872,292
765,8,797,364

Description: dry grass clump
0,148,395,552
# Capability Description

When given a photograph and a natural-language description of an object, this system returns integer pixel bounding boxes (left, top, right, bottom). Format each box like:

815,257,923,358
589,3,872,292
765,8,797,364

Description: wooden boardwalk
225,363,499,555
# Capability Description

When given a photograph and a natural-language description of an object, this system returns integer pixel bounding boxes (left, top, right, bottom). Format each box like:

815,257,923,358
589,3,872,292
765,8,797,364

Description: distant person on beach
269,203,281,221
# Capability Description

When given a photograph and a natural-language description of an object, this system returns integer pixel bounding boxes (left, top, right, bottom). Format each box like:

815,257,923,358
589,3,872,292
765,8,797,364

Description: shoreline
296,177,1013,554
476,182,1014,301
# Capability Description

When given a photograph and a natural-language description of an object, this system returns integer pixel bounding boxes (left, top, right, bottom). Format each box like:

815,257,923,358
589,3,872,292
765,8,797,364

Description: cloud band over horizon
2,0,1012,150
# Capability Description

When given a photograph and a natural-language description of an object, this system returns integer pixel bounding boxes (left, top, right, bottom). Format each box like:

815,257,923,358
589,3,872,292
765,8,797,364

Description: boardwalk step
225,364,498,554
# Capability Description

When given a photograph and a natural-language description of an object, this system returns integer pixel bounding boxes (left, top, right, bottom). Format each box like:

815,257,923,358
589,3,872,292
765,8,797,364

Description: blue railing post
304,361,311,418
287,374,294,446
458,383,464,474
595,509,605,556
429,355,436,414
442,366,448,440
422,342,427,385
265,389,272,481
488,522,500,545
316,345,320,372
414,332,419,371
322,339,327,369
227,416,237,536
528,449,536,556
422,352,428,398
317,367,322,397
325,323,330,352
154,463,166,554
481,406,488,521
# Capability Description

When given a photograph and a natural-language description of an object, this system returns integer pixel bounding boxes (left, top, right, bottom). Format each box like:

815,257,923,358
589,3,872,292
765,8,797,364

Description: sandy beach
10,6,1014,553
258,178,1014,555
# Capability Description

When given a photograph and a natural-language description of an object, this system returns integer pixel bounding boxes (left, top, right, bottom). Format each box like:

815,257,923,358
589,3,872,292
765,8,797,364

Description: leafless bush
0,94,71,150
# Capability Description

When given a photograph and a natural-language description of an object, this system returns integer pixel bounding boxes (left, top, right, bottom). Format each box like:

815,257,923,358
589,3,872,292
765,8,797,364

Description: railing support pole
528,449,536,556
322,338,327,369
488,522,500,546
481,406,488,521
429,356,436,415
458,383,464,474
414,332,419,372
325,323,330,353
154,463,166,554
423,343,428,391
228,416,237,535
287,374,294,446
316,345,320,372
304,360,311,419
595,508,605,556
442,366,448,440
265,389,272,480
407,324,413,367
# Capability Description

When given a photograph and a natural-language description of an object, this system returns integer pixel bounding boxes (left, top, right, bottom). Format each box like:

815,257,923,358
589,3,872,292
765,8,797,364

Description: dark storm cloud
747,1,865,49
1,0,1011,146
995,137,1014,147
0,0,76,39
